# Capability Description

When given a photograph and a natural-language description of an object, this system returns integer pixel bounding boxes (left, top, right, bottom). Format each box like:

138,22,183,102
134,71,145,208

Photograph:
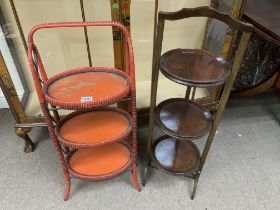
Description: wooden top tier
244,0,280,41
159,49,230,87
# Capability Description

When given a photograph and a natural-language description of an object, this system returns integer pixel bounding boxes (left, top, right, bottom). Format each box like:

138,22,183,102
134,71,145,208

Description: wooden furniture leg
0,52,34,153
15,128,34,153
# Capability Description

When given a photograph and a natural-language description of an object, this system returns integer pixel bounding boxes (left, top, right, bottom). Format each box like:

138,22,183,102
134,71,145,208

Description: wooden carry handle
159,6,253,32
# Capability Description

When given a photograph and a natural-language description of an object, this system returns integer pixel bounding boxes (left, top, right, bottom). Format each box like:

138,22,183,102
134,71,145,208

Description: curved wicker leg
50,133,71,200
131,124,141,191
15,128,35,153
130,92,141,192
131,161,141,191
64,178,71,201
42,103,72,200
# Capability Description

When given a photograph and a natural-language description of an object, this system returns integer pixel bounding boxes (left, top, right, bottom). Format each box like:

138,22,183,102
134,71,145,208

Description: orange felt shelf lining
69,143,131,176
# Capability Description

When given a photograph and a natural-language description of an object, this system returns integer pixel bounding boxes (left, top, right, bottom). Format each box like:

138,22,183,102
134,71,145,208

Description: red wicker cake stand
27,22,141,200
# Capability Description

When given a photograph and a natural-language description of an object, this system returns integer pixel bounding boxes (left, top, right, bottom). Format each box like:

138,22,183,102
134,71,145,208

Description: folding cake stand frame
142,6,253,199
27,22,140,200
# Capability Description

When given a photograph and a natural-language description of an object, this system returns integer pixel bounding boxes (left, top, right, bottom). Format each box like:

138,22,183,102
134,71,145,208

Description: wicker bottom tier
67,143,131,181
151,136,200,175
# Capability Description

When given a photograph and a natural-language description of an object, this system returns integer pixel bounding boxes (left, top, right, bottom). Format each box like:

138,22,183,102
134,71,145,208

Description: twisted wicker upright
27,22,141,200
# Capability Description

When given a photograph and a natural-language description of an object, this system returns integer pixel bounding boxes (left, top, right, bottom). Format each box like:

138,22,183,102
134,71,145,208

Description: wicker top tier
43,67,130,109
160,48,230,87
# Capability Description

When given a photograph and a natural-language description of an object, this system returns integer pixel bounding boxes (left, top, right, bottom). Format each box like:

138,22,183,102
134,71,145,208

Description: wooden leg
142,159,151,186
15,128,35,153
191,172,200,200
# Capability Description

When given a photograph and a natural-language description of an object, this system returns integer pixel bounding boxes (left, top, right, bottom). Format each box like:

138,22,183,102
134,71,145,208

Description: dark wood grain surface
244,0,280,41
151,136,200,174
159,49,231,87
155,98,213,139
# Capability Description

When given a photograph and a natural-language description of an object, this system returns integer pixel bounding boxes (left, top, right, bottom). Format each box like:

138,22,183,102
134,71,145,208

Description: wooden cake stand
143,6,253,199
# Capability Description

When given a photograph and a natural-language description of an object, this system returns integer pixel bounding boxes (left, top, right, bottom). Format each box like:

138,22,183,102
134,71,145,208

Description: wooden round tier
55,107,132,148
160,48,230,87
155,98,212,140
151,136,200,175
43,67,130,109
67,143,131,181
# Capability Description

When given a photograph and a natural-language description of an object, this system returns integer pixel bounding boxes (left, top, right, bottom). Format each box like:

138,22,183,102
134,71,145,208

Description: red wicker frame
27,21,140,200
43,67,131,109
55,107,133,149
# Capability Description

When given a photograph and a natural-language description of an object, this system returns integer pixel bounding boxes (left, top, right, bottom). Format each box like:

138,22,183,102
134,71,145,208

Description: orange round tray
43,67,130,109
67,143,131,181
55,107,132,148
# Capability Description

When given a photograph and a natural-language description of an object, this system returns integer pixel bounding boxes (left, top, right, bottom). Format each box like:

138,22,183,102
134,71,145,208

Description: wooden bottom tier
67,143,131,181
151,136,200,175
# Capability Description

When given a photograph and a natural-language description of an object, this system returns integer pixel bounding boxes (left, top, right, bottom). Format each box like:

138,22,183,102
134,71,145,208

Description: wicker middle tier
155,98,213,140
43,67,131,109
67,142,132,181
56,107,132,148
151,136,200,175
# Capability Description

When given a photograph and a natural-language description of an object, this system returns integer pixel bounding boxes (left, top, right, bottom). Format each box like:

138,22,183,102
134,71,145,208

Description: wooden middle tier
155,98,213,140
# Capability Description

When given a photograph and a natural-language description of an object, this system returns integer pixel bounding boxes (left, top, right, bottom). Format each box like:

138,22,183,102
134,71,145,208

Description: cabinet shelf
151,136,200,176
155,98,213,140
43,67,131,109
55,107,132,148
67,143,132,181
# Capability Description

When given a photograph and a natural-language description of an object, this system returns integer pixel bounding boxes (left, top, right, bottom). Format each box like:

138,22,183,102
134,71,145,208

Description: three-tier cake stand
27,22,141,200
142,6,252,199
